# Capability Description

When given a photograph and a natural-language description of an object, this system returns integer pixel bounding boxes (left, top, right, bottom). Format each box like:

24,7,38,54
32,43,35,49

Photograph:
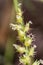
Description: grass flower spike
10,0,41,65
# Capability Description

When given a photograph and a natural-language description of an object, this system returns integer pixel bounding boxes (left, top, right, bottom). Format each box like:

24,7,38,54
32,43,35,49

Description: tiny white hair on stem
40,59,43,64
29,21,33,24
33,45,37,48
18,3,22,6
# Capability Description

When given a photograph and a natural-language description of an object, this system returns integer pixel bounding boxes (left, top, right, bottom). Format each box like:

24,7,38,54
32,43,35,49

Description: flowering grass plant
10,0,42,65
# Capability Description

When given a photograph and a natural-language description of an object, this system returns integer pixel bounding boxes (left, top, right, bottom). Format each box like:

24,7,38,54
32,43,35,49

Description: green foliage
4,38,14,62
